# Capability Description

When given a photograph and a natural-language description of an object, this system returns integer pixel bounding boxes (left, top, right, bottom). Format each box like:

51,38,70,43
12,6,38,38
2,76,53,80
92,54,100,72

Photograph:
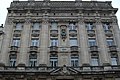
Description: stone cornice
8,1,118,14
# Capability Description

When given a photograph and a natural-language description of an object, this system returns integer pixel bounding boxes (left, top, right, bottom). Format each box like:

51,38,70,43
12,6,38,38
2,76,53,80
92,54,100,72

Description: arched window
111,54,118,65
91,54,99,66
9,54,17,67
50,54,58,67
71,54,79,67
29,54,37,67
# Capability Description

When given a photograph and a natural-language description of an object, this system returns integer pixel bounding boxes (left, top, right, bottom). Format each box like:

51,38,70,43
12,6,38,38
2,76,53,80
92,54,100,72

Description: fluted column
0,17,13,66
39,18,49,65
17,19,31,66
112,18,120,63
78,19,90,66
96,18,110,66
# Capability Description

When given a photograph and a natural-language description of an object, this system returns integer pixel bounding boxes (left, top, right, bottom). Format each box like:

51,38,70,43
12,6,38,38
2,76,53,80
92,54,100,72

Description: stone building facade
0,0,120,80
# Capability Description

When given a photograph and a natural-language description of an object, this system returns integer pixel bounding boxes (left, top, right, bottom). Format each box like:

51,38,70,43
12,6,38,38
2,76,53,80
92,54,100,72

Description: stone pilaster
78,18,90,66
0,17,13,66
112,18,120,63
17,19,31,66
39,18,49,65
95,18,110,66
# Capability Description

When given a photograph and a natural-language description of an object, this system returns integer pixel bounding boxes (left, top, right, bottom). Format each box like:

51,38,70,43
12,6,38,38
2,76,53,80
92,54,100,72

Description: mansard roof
8,1,118,13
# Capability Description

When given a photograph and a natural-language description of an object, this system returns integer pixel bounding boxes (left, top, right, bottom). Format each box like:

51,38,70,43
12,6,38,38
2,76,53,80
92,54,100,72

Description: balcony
50,30,58,37
13,30,21,37
87,30,95,37
31,30,40,37
105,30,113,37
90,46,98,52
50,46,58,53
70,46,78,52
109,45,117,52
30,46,38,52
10,46,19,52
69,30,77,37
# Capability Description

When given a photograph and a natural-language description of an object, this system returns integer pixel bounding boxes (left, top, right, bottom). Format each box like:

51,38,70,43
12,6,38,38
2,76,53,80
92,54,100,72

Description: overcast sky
0,0,120,26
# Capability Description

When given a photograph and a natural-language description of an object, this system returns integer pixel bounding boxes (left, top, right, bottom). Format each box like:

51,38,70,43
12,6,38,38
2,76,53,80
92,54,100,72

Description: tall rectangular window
31,38,39,47
86,23,93,30
50,54,58,67
32,23,40,30
69,38,77,46
16,23,22,30
88,38,96,46
69,23,76,30
103,23,110,31
111,54,118,65
51,22,58,30
12,38,20,47
50,38,58,46
71,55,79,67
9,54,17,67
106,38,114,46
29,54,37,67
91,55,99,66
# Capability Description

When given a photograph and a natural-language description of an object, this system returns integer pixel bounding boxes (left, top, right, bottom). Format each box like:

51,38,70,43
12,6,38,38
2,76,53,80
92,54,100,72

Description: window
69,38,77,46
16,23,22,30
88,38,96,46
106,38,114,46
50,38,58,46
103,23,110,31
50,54,58,67
31,38,39,46
111,54,118,65
29,54,37,67
9,54,17,67
69,23,76,30
91,55,99,66
51,22,58,30
71,54,79,67
86,23,94,30
12,38,20,47
32,23,40,30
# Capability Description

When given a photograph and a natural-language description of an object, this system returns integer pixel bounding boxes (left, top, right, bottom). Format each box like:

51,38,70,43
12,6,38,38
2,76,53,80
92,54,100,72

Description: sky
0,0,120,26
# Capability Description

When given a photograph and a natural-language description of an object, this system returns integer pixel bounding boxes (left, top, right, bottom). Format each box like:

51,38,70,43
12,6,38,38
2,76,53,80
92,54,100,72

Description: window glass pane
31,38,39,46
106,38,114,46
103,23,110,30
111,57,118,65
69,23,76,30
88,38,96,46
91,56,99,66
71,55,79,67
33,23,40,30
86,23,93,30
69,38,77,46
51,22,58,30
50,38,58,46
9,55,16,67
12,38,20,47
50,54,58,67
29,54,37,67
16,23,22,30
